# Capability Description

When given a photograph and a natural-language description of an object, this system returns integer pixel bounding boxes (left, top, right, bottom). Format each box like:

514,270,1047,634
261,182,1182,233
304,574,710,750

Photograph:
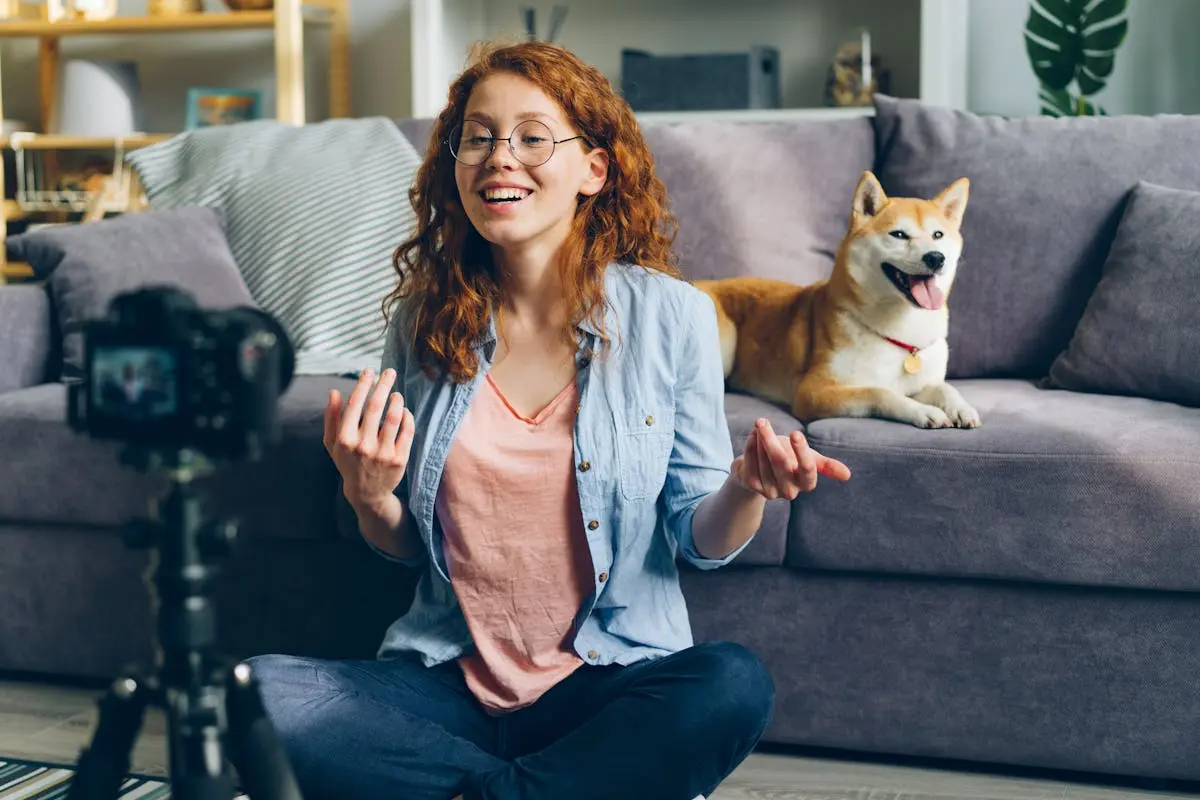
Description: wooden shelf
0,8,333,37
3,200,25,221
1,133,173,149
0,260,34,280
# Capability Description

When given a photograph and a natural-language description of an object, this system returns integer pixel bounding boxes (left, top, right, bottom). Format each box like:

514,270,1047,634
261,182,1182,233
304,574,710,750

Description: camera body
67,286,295,463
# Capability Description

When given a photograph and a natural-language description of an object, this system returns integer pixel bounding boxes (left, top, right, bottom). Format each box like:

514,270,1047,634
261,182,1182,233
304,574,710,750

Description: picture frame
184,87,263,130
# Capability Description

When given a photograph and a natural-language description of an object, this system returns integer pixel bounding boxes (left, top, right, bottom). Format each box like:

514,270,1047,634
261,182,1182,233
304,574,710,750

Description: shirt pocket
616,404,676,502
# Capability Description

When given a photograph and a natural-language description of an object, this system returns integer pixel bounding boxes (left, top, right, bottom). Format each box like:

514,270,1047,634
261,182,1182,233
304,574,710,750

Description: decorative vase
56,60,144,137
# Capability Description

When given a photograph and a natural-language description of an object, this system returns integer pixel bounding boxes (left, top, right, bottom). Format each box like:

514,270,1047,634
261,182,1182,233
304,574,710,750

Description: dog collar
881,335,927,375
882,335,921,354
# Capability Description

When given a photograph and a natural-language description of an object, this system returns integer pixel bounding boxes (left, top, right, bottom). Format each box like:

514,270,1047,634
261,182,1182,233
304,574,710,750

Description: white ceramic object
56,59,144,137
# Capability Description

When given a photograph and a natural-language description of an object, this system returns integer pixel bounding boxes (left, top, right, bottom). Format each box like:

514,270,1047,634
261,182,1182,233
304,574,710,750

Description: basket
10,133,139,217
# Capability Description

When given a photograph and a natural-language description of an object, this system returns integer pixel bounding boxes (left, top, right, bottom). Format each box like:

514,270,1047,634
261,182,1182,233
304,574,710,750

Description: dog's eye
889,230,909,240
932,231,944,240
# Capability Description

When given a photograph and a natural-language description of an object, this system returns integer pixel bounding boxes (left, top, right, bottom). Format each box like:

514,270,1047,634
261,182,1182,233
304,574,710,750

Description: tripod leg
224,661,304,800
67,673,151,800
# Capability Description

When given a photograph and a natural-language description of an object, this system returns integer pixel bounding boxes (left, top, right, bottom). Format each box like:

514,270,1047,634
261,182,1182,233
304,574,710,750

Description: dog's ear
933,177,970,228
851,171,888,224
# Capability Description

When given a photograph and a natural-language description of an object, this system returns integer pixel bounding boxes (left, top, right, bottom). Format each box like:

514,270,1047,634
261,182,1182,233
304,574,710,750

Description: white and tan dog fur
695,170,980,429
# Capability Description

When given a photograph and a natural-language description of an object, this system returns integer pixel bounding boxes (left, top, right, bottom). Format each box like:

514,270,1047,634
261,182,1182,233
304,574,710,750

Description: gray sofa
3,95,1200,785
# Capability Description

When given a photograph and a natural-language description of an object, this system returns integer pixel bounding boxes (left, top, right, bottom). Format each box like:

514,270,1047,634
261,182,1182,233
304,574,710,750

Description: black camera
67,285,295,463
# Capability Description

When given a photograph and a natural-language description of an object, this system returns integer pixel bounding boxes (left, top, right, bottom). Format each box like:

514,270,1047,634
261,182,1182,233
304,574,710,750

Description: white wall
968,0,1200,117
0,0,413,133
478,0,924,111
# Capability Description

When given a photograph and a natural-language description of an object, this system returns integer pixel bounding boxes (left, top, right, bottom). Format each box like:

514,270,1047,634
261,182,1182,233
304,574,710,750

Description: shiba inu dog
695,170,980,429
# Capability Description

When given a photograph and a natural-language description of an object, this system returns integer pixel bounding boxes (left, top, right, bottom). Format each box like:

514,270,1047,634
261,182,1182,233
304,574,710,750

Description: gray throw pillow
1044,181,1200,407
8,206,256,379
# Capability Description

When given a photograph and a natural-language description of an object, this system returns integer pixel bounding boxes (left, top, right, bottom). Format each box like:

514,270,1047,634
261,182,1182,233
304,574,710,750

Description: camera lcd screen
91,346,178,421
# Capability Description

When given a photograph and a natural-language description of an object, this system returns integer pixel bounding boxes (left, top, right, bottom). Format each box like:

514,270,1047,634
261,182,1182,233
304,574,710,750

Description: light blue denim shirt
365,263,753,668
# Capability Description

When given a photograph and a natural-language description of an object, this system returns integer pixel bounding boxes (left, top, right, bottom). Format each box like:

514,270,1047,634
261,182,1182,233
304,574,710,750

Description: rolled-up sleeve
660,287,746,570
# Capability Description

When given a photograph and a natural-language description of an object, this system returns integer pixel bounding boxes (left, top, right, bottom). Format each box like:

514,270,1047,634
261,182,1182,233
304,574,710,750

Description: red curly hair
384,40,680,382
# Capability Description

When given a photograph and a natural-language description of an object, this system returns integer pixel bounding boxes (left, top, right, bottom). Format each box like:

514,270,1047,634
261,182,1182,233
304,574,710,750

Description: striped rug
0,757,248,799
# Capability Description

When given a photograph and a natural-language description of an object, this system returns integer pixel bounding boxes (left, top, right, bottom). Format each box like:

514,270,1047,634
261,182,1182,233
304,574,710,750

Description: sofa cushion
0,376,356,540
790,380,1200,592
872,95,1200,381
644,117,875,286
7,206,256,381
1044,181,1200,408
128,118,423,377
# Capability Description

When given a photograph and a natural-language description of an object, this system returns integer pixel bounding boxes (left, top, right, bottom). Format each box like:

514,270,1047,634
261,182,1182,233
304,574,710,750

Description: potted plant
1024,0,1130,116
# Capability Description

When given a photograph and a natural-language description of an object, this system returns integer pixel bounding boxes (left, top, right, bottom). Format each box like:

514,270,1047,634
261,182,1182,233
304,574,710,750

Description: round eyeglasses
448,119,587,167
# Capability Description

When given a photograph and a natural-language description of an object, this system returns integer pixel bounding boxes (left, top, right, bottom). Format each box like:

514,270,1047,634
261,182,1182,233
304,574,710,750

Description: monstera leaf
1025,0,1129,116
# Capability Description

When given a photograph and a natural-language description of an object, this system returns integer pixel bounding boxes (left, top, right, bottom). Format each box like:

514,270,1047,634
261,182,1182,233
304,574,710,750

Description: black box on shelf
620,46,781,112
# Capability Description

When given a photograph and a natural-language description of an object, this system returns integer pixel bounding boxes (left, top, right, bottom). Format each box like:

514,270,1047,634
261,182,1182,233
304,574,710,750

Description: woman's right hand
323,367,416,512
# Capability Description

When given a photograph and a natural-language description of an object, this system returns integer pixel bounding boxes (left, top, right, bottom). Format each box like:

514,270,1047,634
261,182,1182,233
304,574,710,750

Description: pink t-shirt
435,373,595,712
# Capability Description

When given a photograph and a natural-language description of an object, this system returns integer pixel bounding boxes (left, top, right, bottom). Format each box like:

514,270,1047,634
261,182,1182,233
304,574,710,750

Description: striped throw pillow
127,117,423,376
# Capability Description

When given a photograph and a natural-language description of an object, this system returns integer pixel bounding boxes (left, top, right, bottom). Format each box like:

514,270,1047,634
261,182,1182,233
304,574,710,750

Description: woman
248,40,851,800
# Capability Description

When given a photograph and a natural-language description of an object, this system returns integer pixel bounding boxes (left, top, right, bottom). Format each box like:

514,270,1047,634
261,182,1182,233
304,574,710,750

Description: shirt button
587,650,599,661
598,571,608,582
645,414,655,426
587,520,599,530
579,460,591,472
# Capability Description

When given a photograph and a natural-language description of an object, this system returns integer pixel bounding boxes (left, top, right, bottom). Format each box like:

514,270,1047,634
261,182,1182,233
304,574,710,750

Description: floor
1,677,1196,800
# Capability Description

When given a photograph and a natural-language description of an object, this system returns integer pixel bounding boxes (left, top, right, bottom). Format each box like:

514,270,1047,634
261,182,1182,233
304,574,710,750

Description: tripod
67,447,305,800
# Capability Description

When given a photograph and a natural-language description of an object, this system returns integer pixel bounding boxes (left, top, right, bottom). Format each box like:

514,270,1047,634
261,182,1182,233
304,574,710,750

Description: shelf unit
0,0,350,282
409,0,968,120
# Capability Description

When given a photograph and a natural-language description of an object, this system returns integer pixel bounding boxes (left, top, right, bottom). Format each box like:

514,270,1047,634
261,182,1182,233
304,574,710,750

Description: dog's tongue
910,276,945,311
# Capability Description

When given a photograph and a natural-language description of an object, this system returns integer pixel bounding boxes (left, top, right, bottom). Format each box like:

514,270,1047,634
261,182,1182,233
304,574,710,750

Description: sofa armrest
0,284,55,392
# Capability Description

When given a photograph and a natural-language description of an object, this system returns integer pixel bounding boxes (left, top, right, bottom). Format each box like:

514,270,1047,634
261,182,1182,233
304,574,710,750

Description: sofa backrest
873,95,1200,380
393,115,876,289
642,118,875,285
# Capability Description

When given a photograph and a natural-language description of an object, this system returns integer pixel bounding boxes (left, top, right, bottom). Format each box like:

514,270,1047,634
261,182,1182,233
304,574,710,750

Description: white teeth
483,187,531,201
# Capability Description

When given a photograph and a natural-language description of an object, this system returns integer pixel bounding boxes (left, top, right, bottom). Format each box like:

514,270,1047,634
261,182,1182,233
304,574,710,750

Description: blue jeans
246,641,774,800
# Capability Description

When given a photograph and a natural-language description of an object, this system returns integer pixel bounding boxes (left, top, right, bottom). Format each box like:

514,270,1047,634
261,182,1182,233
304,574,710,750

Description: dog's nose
923,251,945,271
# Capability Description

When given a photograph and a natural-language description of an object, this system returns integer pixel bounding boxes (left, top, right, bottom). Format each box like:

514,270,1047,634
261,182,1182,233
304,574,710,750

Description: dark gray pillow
8,206,256,379
873,94,1200,381
1044,181,1200,407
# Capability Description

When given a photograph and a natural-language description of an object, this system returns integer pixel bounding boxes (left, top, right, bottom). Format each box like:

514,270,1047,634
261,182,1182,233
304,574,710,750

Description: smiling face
453,72,609,265
843,172,970,312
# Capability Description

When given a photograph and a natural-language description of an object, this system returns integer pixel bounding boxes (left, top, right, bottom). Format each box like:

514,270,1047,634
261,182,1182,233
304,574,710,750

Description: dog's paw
909,403,952,429
943,400,982,429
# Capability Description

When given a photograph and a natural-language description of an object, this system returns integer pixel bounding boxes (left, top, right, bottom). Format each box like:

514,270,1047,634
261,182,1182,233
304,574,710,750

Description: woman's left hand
731,418,852,500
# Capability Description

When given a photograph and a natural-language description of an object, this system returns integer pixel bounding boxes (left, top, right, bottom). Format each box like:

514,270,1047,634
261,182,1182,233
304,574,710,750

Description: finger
323,389,342,449
817,454,853,481
760,420,797,475
790,431,817,475
359,368,397,440
394,407,417,464
778,430,809,494
339,369,375,442
378,393,406,452
741,429,762,493
754,423,776,499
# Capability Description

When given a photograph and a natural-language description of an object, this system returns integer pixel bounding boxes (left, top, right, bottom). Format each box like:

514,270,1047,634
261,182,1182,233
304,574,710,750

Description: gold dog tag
903,353,922,374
